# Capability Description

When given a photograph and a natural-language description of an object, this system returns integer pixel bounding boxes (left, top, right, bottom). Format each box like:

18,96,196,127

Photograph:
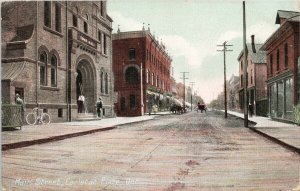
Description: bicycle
26,107,51,125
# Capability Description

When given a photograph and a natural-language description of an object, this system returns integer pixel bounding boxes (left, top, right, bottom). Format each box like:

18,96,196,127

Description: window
58,108,63,118
55,3,61,32
100,72,104,93
40,52,47,86
250,69,253,84
284,43,288,68
240,61,243,70
98,30,101,42
130,95,136,109
120,97,125,111
276,49,280,71
73,14,78,27
105,73,108,94
100,1,104,16
151,73,154,85
270,54,273,75
146,69,149,83
84,22,88,33
50,55,57,87
44,1,51,28
129,49,136,60
103,34,107,55
125,67,139,84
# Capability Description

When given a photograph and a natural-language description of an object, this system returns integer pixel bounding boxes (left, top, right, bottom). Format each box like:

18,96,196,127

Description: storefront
269,73,293,120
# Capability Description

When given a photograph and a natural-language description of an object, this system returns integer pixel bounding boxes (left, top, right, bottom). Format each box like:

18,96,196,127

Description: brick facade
112,29,172,116
261,10,300,120
1,1,115,122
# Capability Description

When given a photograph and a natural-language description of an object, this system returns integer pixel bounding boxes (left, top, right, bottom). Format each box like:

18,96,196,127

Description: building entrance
76,60,95,113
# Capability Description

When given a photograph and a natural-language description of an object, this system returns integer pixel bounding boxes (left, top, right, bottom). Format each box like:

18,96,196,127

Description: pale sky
108,0,299,103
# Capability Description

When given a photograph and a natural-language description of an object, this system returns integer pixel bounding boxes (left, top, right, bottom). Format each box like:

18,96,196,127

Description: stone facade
1,1,115,122
112,29,172,116
261,10,300,120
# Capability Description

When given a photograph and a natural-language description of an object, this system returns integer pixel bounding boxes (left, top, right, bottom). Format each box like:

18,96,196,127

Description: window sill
43,26,63,38
40,85,60,91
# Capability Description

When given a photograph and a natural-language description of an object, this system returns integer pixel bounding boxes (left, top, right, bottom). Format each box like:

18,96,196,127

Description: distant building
238,35,268,116
261,10,300,121
228,75,239,110
1,1,115,122
112,28,172,116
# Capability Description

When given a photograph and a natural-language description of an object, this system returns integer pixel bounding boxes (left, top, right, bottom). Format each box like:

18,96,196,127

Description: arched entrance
76,59,96,113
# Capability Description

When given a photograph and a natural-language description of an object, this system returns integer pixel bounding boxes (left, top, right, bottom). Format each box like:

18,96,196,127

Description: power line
217,41,233,118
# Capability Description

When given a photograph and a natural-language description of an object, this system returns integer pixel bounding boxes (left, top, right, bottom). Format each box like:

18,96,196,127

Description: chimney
251,35,256,53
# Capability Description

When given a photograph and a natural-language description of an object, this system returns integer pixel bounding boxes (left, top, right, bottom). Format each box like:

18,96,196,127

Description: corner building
112,29,172,116
1,1,115,122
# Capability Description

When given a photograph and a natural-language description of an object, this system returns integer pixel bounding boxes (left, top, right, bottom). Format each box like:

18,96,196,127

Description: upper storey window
55,3,61,32
44,1,51,28
129,49,136,60
84,14,88,33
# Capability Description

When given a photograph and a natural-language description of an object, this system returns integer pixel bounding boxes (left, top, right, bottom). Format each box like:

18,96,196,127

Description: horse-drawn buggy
197,103,207,113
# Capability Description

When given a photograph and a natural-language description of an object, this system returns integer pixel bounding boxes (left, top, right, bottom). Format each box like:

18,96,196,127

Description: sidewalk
224,110,300,154
2,115,155,151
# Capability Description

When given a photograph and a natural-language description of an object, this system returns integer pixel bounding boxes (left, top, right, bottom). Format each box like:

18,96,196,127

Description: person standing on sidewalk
96,97,103,119
15,93,25,124
78,94,85,113
248,103,253,118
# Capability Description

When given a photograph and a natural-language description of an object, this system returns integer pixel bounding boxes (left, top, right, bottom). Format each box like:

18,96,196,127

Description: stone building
112,28,172,116
238,35,268,116
261,10,300,121
1,1,115,122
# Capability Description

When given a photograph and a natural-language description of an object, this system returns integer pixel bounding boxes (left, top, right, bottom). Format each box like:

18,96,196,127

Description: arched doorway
76,59,95,113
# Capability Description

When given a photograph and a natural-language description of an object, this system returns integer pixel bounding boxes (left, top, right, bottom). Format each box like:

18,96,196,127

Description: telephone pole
190,82,195,111
243,1,248,127
180,72,189,110
217,41,233,118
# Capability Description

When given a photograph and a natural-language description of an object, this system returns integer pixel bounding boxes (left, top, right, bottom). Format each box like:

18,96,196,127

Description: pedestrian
78,94,85,113
15,93,25,124
248,103,253,118
147,97,153,116
96,97,103,119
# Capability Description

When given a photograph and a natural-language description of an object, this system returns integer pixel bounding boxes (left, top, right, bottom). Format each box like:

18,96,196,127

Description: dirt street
2,111,300,191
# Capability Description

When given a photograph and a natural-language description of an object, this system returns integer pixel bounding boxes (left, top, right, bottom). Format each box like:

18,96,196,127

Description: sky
107,0,299,103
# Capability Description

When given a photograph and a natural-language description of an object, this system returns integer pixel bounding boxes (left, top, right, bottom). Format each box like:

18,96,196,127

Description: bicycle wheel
26,113,36,125
41,113,50,125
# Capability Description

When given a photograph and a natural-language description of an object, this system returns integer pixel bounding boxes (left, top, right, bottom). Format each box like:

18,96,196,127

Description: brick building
112,28,172,116
1,1,115,122
238,35,268,116
261,10,300,121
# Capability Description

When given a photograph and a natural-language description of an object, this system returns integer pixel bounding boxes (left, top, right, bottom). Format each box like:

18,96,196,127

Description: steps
76,113,98,121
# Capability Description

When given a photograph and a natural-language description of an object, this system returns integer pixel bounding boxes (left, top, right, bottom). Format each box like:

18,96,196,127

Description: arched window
100,71,104,93
40,52,47,86
73,7,78,27
51,55,57,87
105,73,108,94
125,67,139,84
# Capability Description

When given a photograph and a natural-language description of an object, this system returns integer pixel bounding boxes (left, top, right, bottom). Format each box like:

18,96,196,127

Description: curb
224,111,300,155
248,127,300,155
2,126,116,151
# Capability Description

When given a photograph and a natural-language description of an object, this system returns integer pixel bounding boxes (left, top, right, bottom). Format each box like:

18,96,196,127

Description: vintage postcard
1,0,300,190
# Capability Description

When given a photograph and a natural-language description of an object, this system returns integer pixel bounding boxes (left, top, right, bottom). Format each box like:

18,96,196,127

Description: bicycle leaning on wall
26,107,51,125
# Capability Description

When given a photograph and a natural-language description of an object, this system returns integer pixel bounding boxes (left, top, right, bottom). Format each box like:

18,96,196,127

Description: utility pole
190,82,195,111
217,41,233,118
180,72,189,110
243,1,248,127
